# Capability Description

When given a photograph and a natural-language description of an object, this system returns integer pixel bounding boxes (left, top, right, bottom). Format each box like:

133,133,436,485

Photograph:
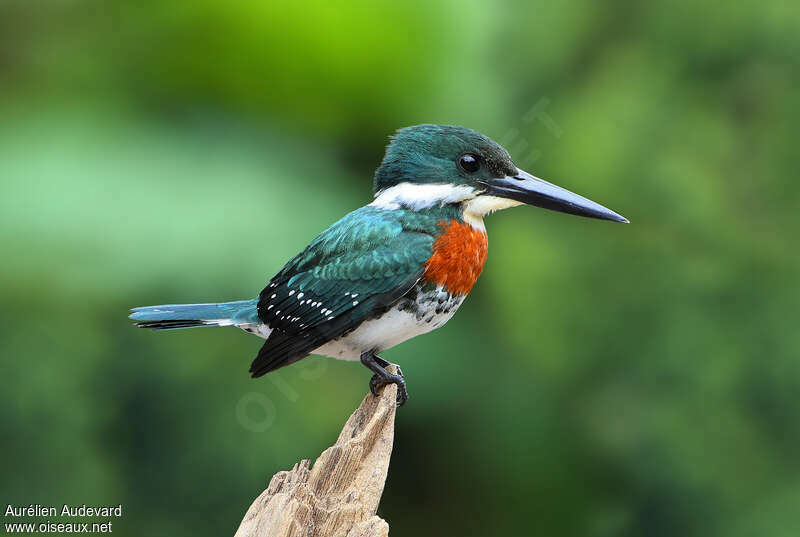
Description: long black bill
480,169,628,223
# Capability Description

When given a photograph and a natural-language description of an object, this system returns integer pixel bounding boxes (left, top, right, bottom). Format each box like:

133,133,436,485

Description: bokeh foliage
1,1,798,535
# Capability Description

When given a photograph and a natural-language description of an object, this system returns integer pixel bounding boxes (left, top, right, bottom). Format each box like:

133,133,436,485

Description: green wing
250,206,436,377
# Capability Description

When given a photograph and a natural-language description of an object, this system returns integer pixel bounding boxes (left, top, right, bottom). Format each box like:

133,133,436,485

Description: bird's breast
423,219,488,295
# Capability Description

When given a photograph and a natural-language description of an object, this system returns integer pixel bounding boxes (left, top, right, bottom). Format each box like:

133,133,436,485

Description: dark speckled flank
395,282,464,325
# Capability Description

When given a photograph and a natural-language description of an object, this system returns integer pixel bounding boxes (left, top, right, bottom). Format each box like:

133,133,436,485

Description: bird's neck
370,182,522,231
367,181,527,296
368,185,496,295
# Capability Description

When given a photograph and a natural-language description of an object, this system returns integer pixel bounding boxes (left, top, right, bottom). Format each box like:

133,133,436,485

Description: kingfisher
130,124,627,406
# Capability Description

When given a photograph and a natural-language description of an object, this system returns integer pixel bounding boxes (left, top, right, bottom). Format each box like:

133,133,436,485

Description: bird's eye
458,154,481,174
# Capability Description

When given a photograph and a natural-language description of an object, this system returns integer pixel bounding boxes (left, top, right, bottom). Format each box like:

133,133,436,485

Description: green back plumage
250,205,458,376
279,206,437,286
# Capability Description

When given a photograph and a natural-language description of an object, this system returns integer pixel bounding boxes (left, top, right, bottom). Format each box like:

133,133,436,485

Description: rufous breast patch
423,220,488,295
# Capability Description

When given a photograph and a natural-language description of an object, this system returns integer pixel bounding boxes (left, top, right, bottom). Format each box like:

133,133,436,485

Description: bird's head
373,124,627,223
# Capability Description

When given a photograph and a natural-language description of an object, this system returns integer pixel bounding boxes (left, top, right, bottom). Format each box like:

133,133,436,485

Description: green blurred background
1,1,799,535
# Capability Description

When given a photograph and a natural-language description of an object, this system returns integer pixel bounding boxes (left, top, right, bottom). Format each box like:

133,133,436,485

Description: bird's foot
361,351,408,407
369,371,408,407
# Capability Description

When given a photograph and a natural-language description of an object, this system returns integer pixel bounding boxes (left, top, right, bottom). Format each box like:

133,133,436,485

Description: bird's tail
129,299,259,330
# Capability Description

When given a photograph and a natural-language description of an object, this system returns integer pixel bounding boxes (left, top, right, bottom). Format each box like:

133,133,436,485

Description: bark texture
234,373,398,537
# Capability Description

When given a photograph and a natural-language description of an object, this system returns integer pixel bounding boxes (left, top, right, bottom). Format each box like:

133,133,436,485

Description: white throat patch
462,196,523,230
370,182,478,211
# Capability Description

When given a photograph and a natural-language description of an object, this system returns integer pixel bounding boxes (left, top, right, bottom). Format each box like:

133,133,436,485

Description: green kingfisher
130,124,627,406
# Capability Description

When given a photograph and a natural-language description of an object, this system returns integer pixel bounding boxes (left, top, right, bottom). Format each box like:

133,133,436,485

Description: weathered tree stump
234,370,398,537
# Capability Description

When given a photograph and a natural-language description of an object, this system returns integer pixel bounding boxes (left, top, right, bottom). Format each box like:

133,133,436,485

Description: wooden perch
234,369,399,537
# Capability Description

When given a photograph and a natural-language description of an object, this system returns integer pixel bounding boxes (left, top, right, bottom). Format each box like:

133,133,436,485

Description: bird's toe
394,377,408,407
369,374,383,397
368,372,408,406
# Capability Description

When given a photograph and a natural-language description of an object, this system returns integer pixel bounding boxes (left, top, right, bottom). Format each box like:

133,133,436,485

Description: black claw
395,377,408,407
361,351,408,407
368,372,408,406
369,374,382,396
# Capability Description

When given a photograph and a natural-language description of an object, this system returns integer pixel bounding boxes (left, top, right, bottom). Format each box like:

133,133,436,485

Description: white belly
314,285,465,360
240,285,465,361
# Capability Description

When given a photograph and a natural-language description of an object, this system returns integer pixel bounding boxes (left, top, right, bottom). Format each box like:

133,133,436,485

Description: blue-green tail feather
130,299,259,330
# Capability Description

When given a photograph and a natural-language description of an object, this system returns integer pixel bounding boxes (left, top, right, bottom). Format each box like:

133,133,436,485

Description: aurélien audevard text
6,504,122,518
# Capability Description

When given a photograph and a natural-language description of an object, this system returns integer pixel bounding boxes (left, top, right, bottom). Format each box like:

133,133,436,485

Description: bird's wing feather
250,207,436,377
